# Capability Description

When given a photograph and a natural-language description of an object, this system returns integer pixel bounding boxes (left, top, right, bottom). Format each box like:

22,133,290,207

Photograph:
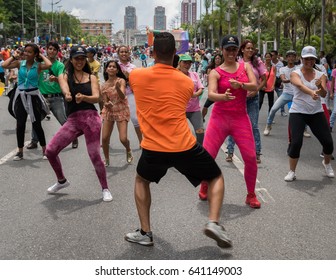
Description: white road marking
0,141,30,165
220,144,275,203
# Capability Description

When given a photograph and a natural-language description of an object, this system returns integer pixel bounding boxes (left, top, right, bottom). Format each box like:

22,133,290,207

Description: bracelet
241,83,245,89
11,55,17,60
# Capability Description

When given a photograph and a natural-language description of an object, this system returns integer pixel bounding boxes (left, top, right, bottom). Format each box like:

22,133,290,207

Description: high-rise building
154,6,166,30
181,0,197,25
124,6,137,30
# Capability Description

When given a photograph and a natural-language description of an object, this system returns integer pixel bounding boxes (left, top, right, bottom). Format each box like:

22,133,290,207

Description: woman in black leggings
285,46,334,181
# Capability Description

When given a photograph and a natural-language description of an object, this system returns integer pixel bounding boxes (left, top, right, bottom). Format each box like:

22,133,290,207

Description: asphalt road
0,59,335,261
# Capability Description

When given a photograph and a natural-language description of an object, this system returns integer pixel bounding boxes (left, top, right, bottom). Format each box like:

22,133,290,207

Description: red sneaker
246,193,261,208
198,181,208,200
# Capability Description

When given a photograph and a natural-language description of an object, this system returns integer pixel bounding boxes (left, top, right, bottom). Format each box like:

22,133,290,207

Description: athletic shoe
225,153,233,162
13,151,23,161
281,112,288,117
198,181,208,200
322,160,335,178
47,180,70,193
42,154,48,160
263,125,272,136
256,154,261,164
102,189,113,202
303,130,311,138
124,229,154,246
104,159,110,167
245,193,261,208
127,150,133,163
72,139,78,149
26,141,38,149
203,221,232,249
284,170,296,182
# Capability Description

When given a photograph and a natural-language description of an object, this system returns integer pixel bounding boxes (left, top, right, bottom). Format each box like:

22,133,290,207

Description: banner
147,28,189,54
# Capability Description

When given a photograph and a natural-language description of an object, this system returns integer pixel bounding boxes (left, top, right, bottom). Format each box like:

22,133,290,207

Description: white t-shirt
279,65,300,95
289,68,325,114
272,60,284,77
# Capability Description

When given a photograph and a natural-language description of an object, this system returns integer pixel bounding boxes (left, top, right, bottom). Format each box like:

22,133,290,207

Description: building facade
181,0,197,25
124,6,137,30
154,6,166,30
80,19,113,40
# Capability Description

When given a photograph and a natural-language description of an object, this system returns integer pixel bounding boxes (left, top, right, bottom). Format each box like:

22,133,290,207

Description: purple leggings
45,110,108,189
203,110,257,193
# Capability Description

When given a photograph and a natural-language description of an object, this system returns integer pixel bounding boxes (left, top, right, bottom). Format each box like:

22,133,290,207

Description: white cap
301,46,317,59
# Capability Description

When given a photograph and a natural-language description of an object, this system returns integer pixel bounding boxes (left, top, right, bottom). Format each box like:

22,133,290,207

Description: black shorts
136,143,222,187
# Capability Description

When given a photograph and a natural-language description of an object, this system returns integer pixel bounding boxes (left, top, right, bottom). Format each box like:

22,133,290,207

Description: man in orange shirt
1,47,10,61
125,32,232,249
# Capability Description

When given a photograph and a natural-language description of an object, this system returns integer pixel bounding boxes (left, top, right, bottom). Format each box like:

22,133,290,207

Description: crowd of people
0,33,335,249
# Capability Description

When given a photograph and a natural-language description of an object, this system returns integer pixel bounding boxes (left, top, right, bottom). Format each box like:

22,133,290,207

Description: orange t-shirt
1,50,10,61
129,63,196,152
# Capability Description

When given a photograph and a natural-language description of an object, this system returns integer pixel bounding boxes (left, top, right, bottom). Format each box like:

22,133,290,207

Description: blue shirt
18,60,39,90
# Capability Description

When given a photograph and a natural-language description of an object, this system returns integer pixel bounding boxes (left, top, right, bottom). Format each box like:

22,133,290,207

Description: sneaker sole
124,236,154,246
284,176,296,182
47,182,70,193
204,228,233,249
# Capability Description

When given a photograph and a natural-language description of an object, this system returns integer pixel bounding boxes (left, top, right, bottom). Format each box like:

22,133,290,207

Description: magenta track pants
45,110,108,189
203,110,257,193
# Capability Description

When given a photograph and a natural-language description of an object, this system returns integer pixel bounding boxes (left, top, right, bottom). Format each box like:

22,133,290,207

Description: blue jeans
32,96,67,142
330,96,336,128
266,92,293,125
275,87,285,113
227,95,261,154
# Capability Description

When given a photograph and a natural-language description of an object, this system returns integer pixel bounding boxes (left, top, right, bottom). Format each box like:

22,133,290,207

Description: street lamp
58,5,62,42
51,0,62,41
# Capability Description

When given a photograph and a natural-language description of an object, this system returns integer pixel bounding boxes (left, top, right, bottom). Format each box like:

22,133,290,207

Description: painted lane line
220,144,275,203
0,141,30,165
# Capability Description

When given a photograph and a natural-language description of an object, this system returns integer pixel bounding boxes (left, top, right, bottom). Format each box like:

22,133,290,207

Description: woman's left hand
229,79,241,89
247,91,257,97
75,93,85,103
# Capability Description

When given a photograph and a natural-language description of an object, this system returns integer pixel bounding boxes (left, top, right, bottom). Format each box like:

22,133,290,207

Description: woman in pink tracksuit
198,35,261,208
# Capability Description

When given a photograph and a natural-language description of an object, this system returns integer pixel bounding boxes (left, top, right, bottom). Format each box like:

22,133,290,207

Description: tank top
212,62,249,114
67,76,97,116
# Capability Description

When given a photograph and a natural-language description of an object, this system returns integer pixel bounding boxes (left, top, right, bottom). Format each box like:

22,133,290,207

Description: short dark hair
47,42,60,51
153,32,175,61
271,50,278,55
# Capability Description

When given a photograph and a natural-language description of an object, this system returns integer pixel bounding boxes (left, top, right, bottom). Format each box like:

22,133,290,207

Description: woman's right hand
65,93,72,102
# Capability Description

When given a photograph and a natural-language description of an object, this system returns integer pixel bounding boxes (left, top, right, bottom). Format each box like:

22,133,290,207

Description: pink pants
45,110,108,189
203,110,257,193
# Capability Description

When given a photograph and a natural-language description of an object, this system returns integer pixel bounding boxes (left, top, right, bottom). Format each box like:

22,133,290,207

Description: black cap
221,35,239,49
87,47,96,55
70,46,87,58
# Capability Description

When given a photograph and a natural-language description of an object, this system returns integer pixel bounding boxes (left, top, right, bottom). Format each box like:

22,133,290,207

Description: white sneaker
47,180,70,193
303,130,311,138
263,125,272,136
284,170,296,182
322,160,335,178
42,154,48,160
102,189,113,202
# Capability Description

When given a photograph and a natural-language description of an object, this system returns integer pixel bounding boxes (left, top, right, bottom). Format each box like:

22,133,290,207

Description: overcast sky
41,0,189,32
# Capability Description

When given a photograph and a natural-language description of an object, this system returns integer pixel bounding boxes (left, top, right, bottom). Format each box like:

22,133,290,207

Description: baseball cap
301,46,317,59
179,54,192,62
87,47,96,55
286,50,296,56
221,35,239,49
70,46,87,58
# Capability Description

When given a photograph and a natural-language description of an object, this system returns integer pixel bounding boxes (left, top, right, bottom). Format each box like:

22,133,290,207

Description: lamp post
51,0,62,41
21,0,25,43
34,0,38,43
58,5,62,42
